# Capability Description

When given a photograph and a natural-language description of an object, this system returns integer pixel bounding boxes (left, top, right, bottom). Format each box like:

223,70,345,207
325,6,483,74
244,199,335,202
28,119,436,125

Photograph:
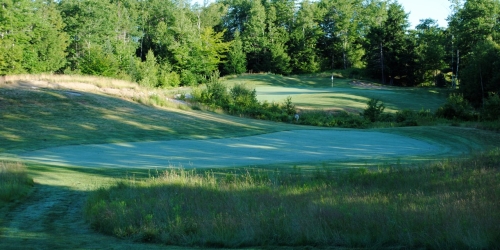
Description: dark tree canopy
0,0,498,104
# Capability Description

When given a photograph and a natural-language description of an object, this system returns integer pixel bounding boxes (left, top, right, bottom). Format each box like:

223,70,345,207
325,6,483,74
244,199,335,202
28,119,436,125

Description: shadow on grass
83,158,500,249
226,74,448,112
0,85,295,154
0,180,175,250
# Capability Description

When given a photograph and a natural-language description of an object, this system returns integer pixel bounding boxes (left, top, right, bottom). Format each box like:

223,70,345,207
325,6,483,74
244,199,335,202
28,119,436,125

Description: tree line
1,0,499,107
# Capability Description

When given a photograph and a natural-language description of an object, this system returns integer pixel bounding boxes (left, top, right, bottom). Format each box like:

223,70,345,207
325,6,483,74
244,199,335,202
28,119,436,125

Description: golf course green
1,74,499,249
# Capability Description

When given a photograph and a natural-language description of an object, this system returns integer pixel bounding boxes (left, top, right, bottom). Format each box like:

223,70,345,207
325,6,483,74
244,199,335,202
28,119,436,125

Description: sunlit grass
222,73,449,112
85,150,500,248
0,162,33,206
0,77,299,153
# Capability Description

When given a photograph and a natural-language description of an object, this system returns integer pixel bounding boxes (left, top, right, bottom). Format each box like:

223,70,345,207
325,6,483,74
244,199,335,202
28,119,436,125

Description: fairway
222,74,448,112
20,129,444,169
2,76,499,250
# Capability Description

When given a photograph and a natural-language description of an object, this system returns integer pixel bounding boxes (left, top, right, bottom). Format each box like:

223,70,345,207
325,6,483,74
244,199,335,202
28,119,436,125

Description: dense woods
1,0,499,105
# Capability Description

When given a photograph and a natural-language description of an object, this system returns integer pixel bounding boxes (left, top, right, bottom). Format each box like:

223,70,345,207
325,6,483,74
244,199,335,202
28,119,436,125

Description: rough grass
85,150,500,249
2,74,500,249
0,162,33,206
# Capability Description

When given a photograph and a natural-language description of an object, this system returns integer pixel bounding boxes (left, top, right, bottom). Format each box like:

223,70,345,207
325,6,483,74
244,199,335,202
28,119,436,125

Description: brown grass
85,150,500,248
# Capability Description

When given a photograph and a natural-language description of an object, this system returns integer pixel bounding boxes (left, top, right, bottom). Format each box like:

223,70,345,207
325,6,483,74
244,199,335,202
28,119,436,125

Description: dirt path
0,169,173,249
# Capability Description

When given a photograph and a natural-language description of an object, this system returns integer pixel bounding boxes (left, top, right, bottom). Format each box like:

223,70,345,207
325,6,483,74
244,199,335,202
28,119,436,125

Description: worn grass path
1,76,499,249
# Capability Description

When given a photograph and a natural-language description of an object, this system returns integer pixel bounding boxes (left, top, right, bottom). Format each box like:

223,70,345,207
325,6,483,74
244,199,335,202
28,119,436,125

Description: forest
1,0,499,107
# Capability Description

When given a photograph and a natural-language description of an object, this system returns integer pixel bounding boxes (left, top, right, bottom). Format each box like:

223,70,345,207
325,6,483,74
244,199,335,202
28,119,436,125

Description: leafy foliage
363,98,386,122
0,0,497,115
0,0,68,74
436,94,475,121
192,72,296,122
482,94,500,121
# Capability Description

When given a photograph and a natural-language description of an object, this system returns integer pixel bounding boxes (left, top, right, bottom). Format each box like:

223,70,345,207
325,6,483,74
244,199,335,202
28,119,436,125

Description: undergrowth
0,162,33,206
85,149,500,249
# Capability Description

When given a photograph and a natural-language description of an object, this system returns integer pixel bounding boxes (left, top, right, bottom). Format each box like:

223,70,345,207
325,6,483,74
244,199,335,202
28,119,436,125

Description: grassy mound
85,150,500,248
0,77,298,153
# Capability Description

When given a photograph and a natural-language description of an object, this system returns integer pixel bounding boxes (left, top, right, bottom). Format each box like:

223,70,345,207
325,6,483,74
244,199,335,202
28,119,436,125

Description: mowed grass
0,77,300,154
85,150,500,249
222,73,449,112
2,75,500,248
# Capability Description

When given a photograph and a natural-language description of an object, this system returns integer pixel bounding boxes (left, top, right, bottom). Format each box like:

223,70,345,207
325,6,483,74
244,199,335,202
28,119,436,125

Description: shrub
228,84,259,115
180,70,197,86
201,71,230,108
298,110,369,128
395,109,416,123
482,94,500,121
363,98,385,122
281,97,296,116
158,71,181,88
79,46,119,77
136,50,159,88
436,94,474,120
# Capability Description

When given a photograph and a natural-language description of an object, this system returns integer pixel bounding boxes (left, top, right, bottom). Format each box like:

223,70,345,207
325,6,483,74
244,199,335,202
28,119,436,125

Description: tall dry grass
1,74,138,89
0,162,33,205
85,150,500,248
0,74,190,109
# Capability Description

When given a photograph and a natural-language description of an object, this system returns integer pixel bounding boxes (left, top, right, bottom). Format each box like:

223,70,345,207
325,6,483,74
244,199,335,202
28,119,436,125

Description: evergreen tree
415,19,447,85
363,2,411,85
461,40,500,107
58,0,138,75
289,1,323,73
319,0,364,69
224,31,247,74
266,3,291,75
0,0,30,74
22,1,68,73
241,0,268,72
1,0,68,74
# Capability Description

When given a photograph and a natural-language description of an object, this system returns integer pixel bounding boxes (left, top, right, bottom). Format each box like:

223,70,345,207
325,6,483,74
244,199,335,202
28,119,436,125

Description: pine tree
224,31,247,75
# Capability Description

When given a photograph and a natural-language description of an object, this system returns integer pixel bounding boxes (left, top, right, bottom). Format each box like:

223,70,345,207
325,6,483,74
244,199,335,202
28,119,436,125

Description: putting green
20,129,448,168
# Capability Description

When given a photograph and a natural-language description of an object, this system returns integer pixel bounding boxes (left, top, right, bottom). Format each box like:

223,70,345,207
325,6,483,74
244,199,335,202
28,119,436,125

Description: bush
158,71,181,88
298,110,369,128
228,84,259,115
180,70,198,86
363,98,385,122
436,94,475,121
79,46,119,77
395,109,416,123
482,94,500,121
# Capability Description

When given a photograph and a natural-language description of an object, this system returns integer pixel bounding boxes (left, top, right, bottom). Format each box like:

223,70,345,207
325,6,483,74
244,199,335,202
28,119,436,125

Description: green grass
221,73,450,113
0,161,33,207
2,74,500,249
0,80,300,154
84,150,500,248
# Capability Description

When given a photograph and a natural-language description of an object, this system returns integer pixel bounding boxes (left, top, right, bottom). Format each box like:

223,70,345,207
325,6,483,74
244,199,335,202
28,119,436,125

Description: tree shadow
0,84,295,154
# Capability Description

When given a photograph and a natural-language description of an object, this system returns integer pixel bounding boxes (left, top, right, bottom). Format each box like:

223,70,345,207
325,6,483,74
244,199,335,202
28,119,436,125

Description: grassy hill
0,74,499,249
0,75,302,154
